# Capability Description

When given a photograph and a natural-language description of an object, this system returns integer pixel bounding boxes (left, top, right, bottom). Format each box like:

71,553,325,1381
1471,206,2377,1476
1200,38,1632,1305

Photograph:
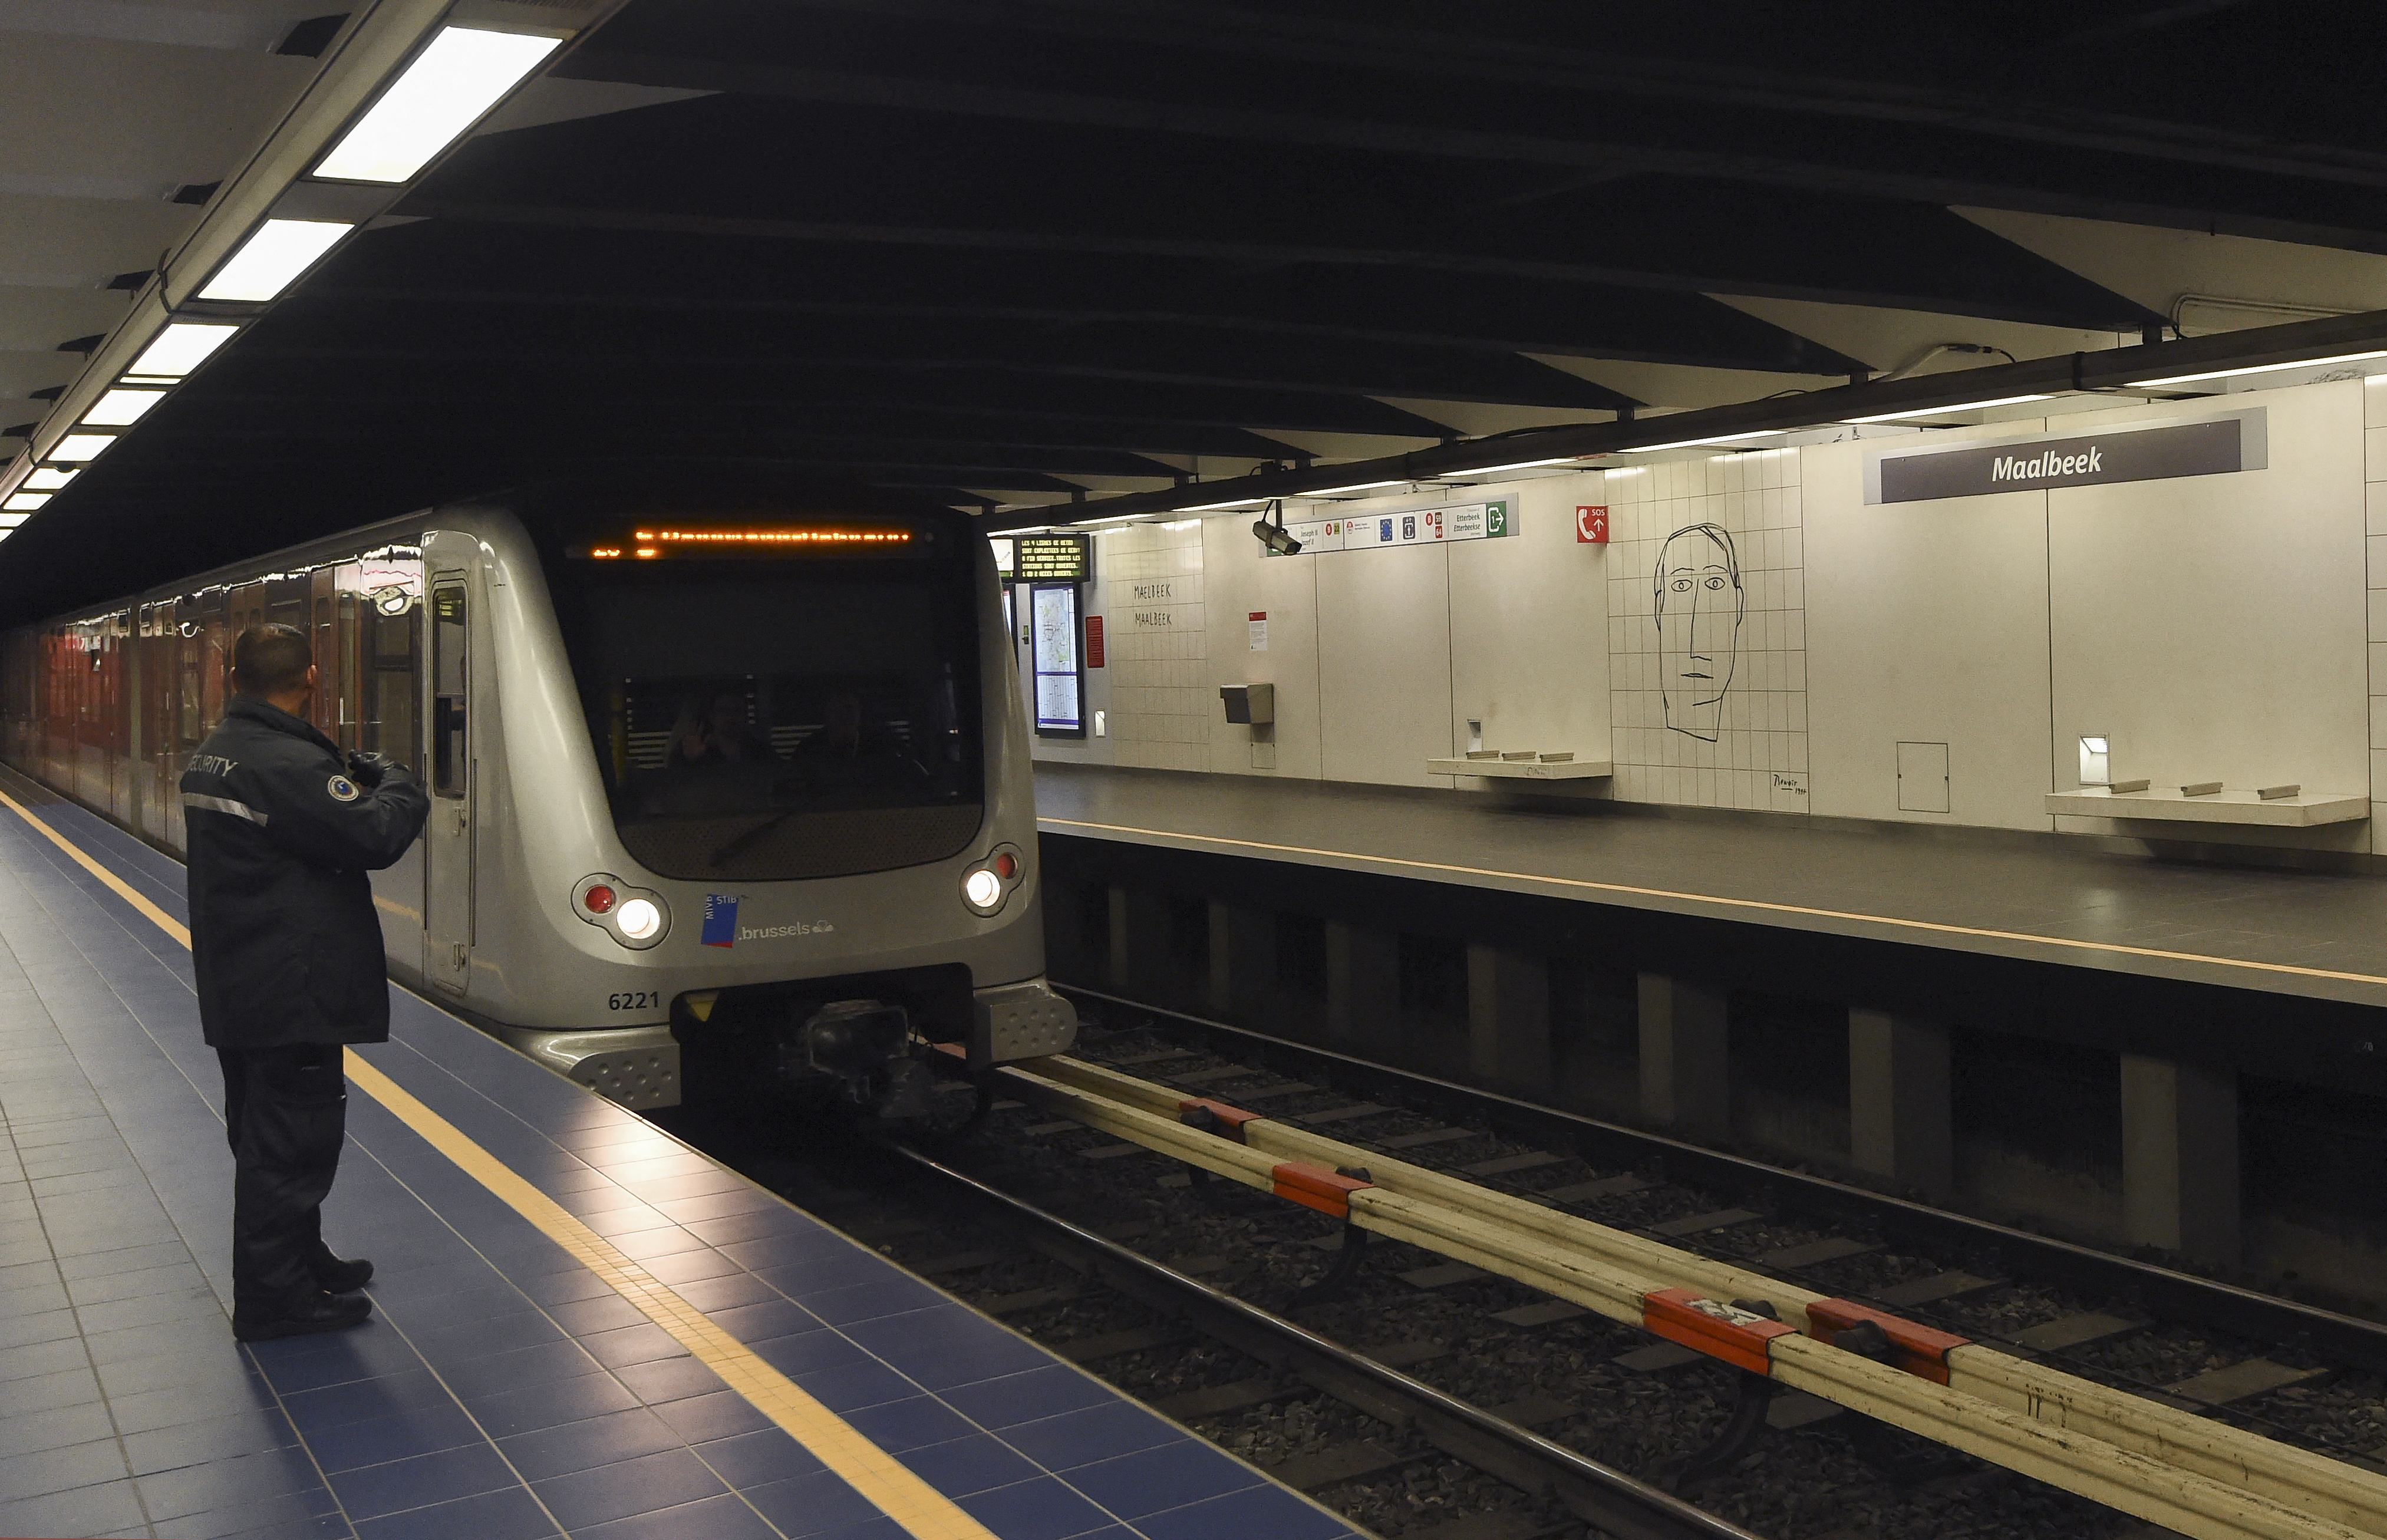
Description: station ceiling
5,0,2387,619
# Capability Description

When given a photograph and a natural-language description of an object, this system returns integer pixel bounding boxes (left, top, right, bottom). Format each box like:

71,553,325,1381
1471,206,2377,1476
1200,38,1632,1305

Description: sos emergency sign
1576,505,1609,543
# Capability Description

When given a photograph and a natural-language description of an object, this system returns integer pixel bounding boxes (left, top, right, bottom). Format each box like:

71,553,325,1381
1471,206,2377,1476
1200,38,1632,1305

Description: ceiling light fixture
1436,457,1581,477
25,468,78,490
80,389,168,428
1624,430,1787,452
3,494,46,512
1181,496,1267,512
1842,395,2055,424
197,219,354,302
2124,351,2387,389
127,323,238,380
49,434,118,463
314,27,562,183
1302,480,1410,497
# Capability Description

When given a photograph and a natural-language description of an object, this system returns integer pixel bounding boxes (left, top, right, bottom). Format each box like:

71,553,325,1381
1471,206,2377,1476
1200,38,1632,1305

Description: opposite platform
1036,761,2387,1010
0,776,1359,1540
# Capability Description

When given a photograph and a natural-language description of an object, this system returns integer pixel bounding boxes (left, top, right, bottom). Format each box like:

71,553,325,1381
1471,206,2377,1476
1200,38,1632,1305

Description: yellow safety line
1041,814,2387,992
0,787,996,1540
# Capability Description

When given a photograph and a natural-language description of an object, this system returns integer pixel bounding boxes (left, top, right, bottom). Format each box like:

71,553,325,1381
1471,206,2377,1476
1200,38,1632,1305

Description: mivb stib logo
701,894,739,948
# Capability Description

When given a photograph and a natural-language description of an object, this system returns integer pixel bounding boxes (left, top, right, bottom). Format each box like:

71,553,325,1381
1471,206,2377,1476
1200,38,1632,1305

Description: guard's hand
345,751,401,788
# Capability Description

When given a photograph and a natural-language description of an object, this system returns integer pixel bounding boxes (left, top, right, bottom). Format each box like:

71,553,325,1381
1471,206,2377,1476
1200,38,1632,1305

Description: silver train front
9,500,1074,1112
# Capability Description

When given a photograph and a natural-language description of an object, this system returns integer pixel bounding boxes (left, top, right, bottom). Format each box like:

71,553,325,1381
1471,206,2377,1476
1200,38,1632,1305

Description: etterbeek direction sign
1869,414,2250,504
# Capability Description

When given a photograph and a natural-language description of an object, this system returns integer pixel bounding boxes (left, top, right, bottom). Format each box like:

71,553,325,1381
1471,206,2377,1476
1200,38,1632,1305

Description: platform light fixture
1437,456,1580,477
127,322,238,380
2,494,45,513
1842,394,2055,424
1303,479,1410,497
80,389,168,428
1624,430,1787,452
2124,350,2387,389
1181,496,1267,512
313,27,562,183
48,433,118,463
196,219,355,302
24,468,77,491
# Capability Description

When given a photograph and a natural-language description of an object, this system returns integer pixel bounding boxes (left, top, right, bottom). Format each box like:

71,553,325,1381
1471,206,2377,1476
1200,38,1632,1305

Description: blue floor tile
498,1405,684,1481
954,1476,1121,1540
122,1407,299,1476
740,1466,885,1536
1130,1483,1353,1540
352,1481,557,1540
690,1427,822,1489
1001,1401,1186,1472
302,1400,485,1474
463,1370,643,1439
1062,1441,1261,1521
0,1434,133,1502
648,1389,773,1445
938,1366,1117,1432
905,1430,1046,1499
575,1490,780,1540
327,1440,520,1521
532,1445,727,1530
134,1443,327,1521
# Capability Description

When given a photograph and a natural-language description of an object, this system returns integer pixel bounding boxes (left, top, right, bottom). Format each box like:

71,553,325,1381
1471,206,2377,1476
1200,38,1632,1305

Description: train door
422,536,477,994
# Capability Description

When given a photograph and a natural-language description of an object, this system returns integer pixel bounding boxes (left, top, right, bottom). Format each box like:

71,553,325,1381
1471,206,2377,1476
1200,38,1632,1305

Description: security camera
1252,500,1303,556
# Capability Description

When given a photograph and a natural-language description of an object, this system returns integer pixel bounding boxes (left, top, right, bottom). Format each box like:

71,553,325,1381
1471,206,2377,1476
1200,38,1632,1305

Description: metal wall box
1220,682,1275,726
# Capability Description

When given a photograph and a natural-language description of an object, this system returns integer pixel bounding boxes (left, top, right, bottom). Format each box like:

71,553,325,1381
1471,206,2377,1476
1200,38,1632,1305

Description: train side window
431,582,466,797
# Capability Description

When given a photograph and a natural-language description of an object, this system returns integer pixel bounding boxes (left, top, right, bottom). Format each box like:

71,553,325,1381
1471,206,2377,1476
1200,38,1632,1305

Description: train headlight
961,843,1027,916
616,898,662,940
573,873,668,949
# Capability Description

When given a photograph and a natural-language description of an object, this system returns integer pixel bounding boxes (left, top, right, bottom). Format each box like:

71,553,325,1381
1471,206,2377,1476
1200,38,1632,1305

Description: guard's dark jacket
181,698,430,1048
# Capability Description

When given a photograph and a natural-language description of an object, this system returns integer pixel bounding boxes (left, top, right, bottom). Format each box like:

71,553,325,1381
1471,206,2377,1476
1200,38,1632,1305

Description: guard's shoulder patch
326,774,360,803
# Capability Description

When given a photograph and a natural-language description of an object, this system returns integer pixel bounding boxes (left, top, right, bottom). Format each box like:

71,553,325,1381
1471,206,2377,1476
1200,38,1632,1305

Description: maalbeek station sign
1867,411,2258,504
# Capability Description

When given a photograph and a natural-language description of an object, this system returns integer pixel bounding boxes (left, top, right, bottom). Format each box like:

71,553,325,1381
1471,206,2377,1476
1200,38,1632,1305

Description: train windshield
555,552,983,882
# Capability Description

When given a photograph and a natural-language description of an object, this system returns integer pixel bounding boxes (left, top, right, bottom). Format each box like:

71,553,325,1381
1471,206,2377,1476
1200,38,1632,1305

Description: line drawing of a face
1653,522,1743,743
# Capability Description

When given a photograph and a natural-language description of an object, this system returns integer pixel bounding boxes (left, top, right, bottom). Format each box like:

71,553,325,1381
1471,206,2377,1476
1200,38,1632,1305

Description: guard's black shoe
233,1290,372,1342
312,1254,373,1293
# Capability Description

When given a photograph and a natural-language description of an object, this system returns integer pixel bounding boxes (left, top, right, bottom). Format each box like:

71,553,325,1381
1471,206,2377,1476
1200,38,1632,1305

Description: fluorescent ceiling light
1437,457,1580,477
25,467,77,490
1159,519,1200,530
1181,496,1266,511
1303,480,1409,497
81,389,167,428
50,434,117,463
1842,395,2054,424
315,27,562,183
2,494,45,513
1626,430,1786,452
2125,350,2387,388
128,322,238,379
197,219,354,302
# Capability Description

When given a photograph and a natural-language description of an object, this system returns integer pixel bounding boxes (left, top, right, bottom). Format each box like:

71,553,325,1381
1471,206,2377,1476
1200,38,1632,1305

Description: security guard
182,622,429,1341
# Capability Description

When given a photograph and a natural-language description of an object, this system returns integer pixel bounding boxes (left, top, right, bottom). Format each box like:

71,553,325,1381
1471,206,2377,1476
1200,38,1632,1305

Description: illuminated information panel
579,525,927,559
1014,533,1092,581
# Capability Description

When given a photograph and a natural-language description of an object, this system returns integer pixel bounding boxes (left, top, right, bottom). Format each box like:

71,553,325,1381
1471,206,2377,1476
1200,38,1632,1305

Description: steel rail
984,1047,2387,1540
1056,982,2387,1376
883,1144,1769,1540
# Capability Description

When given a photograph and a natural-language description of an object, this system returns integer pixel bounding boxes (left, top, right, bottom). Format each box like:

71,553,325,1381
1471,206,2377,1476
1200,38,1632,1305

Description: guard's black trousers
217,1043,347,1323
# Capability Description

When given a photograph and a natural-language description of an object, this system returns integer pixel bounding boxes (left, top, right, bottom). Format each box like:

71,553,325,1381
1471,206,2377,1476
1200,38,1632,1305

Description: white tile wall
1094,525,1211,771
1603,447,1810,813
2368,376,2387,830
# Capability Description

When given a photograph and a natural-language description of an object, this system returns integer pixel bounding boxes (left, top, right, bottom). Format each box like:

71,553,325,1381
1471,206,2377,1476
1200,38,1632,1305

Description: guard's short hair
231,623,313,698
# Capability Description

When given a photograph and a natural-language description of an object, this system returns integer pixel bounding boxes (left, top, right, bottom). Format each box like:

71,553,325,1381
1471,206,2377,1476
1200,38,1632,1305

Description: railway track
1004,990,2387,1540
885,1146,1766,1540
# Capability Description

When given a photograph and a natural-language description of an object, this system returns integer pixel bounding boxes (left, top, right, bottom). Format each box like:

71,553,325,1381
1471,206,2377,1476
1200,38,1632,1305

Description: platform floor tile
0,789,1360,1540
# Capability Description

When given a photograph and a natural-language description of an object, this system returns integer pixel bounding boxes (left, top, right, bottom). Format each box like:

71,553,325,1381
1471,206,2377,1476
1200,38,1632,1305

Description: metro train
0,497,1076,1115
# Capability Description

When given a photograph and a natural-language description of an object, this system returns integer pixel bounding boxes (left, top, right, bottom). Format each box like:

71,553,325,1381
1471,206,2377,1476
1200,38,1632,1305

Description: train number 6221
607,991,660,1011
